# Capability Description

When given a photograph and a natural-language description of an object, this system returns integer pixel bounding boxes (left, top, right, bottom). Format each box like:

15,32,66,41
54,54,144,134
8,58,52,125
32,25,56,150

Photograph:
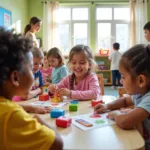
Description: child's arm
94,96,133,114
34,115,63,150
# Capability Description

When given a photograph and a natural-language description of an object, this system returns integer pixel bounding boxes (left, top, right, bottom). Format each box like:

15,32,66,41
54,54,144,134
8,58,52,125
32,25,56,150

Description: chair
96,73,104,95
118,87,127,98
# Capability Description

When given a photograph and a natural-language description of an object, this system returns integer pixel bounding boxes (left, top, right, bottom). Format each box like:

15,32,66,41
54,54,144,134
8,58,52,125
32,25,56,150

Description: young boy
108,42,122,89
143,21,150,42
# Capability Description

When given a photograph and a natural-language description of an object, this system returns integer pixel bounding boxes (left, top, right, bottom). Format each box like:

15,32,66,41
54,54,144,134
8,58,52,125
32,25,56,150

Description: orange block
39,94,49,101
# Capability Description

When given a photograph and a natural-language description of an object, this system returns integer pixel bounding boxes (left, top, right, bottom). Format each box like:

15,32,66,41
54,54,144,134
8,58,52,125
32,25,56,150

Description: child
108,42,122,89
47,47,68,84
143,21,150,42
94,44,150,150
40,51,53,86
49,45,100,100
0,28,63,149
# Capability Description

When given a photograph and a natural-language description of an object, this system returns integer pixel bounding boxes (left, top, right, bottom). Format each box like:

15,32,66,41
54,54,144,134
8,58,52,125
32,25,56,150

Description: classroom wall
0,0,28,33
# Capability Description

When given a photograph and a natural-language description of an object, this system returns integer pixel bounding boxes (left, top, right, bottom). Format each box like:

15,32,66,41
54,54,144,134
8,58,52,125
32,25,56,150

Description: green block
69,104,78,111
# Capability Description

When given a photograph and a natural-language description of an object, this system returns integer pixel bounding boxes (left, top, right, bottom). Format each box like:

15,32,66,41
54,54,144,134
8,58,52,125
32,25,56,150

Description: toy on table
50,109,65,118
43,85,48,93
51,91,63,103
39,94,49,101
56,116,72,128
70,100,78,104
69,104,78,111
91,99,104,107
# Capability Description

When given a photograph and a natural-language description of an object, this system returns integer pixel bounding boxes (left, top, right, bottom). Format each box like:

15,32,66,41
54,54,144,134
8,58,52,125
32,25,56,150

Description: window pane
96,8,112,20
97,23,111,50
73,23,88,45
57,8,71,21
114,8,129,20
72,8,88,20
57,24,70,54
116,24,129,51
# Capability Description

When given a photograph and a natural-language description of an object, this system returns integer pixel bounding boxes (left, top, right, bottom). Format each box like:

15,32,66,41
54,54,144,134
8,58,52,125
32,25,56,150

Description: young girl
49,45,100,100
94,44,150,149
24,16,42,48
40,51,53,86
0,28,63,149
47,47,68,84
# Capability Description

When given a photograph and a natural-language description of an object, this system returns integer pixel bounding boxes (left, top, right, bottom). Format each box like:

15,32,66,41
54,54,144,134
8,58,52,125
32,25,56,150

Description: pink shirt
57,73,101,100
40,67,52,81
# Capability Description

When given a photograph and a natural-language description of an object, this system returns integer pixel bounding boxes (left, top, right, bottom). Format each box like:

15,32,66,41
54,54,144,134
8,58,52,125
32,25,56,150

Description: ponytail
24,24,31,35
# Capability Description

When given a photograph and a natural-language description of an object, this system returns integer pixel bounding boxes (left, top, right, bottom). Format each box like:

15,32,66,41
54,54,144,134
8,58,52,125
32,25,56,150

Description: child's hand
94,103,108,114
48,84,57,93
107,110,122,120
32,106,52,114
58,88,71,97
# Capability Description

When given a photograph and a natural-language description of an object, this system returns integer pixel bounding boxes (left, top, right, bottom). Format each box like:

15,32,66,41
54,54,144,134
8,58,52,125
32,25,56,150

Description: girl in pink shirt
40,51,53,86
49,45,101,100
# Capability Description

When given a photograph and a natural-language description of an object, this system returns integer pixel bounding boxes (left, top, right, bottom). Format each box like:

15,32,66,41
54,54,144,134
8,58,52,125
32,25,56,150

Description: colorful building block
70,100,78,104
43,86,48,93
39,94,49,101
51,91,63,103
91,100,103,107
69,104,78,111
56,116,72,128
50,109,65,118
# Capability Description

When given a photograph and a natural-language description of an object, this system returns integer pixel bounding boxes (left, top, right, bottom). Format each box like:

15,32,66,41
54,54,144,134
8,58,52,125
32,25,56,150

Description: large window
96,6,130,52
56,7,89,55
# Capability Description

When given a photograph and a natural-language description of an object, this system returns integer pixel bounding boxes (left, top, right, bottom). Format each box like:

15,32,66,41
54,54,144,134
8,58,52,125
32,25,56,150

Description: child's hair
120,44,150,81
24,17,41,35
68,44,97,90
47,47,64,66
113,42,120,50
43,51,47,57
143,22,150,31
0,27,33,85
32,47,44,59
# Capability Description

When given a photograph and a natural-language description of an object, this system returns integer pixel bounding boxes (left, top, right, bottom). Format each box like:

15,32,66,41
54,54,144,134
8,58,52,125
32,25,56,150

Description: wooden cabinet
95,55,112,85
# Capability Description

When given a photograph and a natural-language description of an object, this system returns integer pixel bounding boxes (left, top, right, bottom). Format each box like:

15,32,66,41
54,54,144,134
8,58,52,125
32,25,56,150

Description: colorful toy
43,86,48,93
51,91,63,103
69,104,78,111
70,100,78,104
91,99,103,107
50,109,65,118
39,94,49,101
56,116,72,128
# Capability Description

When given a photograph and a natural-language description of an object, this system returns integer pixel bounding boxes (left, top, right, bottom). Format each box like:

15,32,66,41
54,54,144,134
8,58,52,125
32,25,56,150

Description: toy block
43,86,48,93
91,100,103,107
70,100,78,104
56,116,72,128
51,91,63,103
50,109,65,118
69,104,78,111
39,94,49,101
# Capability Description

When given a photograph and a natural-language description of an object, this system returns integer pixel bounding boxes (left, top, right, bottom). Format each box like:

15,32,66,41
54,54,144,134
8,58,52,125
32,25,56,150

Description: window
96,6,130,52
56,7,89,55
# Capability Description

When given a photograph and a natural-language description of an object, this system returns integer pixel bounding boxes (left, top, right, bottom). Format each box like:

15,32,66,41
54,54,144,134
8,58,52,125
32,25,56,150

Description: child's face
43,56,48,67
33,57,42,73
69,53,91,79
119,64,139,95
48,56,60,68
144,29,150,41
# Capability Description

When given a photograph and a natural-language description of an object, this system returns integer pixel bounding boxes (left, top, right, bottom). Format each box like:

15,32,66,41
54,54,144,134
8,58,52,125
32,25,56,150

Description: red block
56,116,72,128
91,100,103,107
39,94,49,101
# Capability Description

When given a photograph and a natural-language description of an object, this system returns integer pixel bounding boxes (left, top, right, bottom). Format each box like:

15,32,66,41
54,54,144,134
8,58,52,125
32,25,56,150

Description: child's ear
138,75,147,88
10,71,20,87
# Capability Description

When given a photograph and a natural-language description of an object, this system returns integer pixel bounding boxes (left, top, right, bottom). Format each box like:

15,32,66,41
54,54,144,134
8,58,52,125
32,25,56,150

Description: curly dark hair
0,27,33,85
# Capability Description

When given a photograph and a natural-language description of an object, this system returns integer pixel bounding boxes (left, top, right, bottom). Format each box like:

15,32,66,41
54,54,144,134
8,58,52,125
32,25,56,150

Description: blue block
50,109,65,118
70,100,78,104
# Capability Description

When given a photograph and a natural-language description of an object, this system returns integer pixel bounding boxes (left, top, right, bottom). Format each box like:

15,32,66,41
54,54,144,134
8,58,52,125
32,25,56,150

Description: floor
104,86,118,97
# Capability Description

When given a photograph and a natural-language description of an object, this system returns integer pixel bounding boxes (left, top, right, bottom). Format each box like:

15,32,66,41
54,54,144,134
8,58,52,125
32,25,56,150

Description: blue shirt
132,92,150,150
52,65,68,84
32,70,44,90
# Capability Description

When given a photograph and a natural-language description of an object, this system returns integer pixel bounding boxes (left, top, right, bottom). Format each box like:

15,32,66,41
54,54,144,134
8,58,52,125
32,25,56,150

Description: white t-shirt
25,31,39,48
109,50,122,70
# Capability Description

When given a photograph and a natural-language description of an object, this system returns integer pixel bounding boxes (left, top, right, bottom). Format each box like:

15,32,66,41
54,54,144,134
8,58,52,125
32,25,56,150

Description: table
19,96,145,150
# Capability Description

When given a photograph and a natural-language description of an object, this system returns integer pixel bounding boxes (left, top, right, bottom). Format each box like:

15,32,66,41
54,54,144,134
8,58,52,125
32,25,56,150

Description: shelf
95,55,109,58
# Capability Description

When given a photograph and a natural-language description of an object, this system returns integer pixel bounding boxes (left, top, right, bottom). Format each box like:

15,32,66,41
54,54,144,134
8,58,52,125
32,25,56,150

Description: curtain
42,0,59,51
129,0,148,46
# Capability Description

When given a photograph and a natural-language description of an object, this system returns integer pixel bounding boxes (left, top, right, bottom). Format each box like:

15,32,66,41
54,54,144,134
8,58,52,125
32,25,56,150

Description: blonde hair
32,47,44,59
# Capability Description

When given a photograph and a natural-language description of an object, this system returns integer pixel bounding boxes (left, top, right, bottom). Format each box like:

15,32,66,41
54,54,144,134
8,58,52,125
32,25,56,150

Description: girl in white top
24,17,42,48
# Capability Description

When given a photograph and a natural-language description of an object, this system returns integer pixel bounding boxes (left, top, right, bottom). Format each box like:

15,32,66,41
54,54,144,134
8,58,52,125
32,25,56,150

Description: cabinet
95,55,112,85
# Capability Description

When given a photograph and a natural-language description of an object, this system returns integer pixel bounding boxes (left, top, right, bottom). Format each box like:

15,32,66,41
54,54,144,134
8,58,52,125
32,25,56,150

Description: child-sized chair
96,73,104,95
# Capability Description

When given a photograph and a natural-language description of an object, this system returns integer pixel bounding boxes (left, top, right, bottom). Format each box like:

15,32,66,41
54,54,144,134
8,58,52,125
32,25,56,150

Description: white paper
72,113,115,131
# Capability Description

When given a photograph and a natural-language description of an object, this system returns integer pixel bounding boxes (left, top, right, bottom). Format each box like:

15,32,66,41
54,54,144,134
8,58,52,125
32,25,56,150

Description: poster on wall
0,7,12,29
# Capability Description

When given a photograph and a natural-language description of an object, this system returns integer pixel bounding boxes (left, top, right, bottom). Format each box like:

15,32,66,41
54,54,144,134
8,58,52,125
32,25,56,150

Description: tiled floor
104,86,118,97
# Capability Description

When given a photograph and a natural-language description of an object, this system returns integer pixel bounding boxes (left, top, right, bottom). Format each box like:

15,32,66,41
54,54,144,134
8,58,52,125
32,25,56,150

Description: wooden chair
96,73,104,95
